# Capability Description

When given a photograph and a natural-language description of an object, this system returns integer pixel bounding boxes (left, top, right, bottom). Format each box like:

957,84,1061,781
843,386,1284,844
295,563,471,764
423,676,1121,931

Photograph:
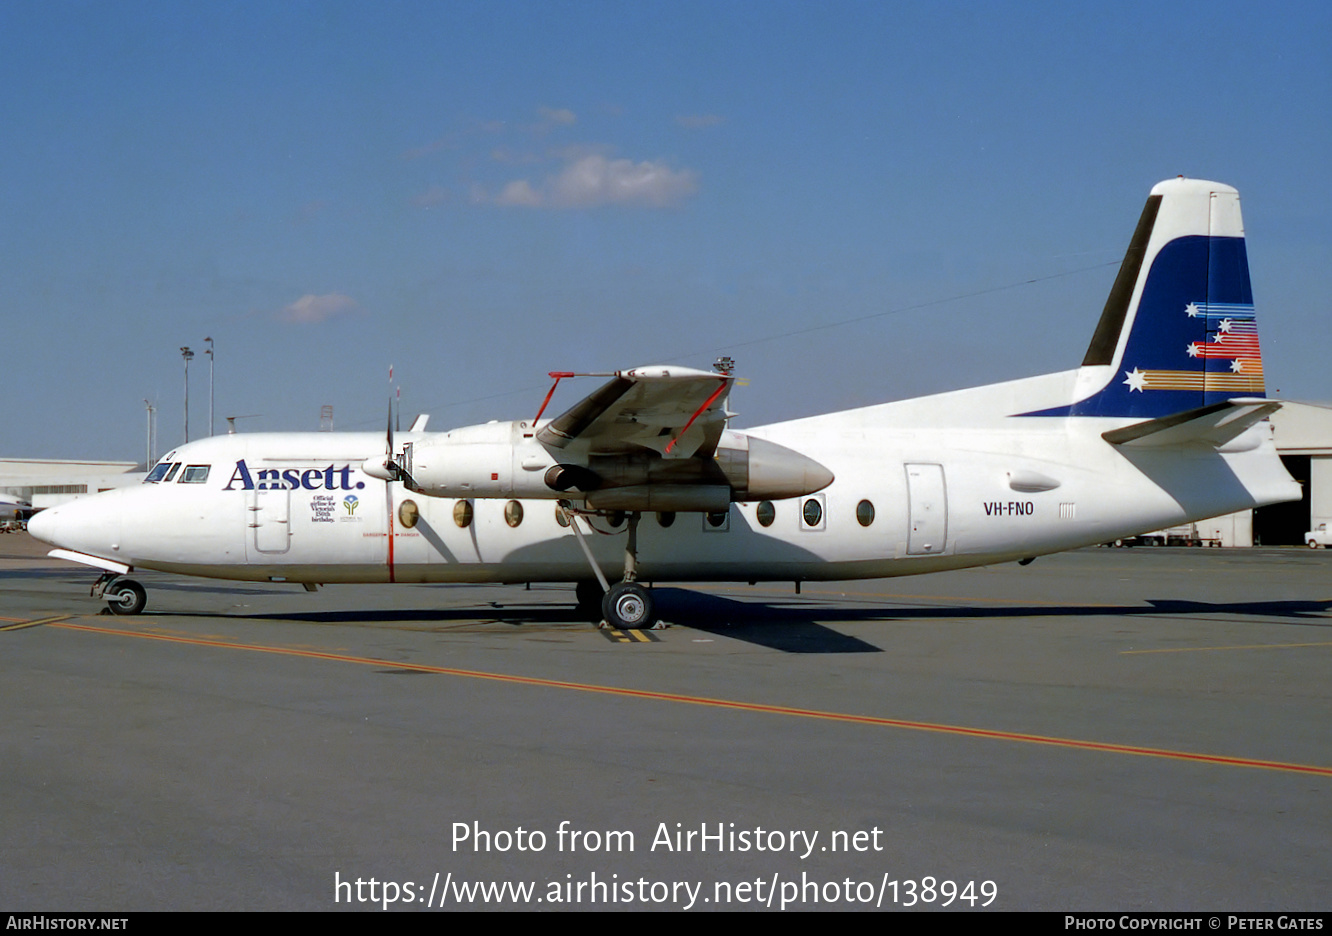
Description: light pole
143,399,156,468
181,346,194,442
204,336,214,437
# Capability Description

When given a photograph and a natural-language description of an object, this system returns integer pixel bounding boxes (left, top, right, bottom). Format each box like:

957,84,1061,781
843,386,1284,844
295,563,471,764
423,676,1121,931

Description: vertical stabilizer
1029,178,1264,418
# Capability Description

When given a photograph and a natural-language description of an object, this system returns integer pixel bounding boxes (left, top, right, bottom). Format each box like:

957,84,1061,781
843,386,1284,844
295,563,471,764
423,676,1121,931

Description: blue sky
2,1,1329,461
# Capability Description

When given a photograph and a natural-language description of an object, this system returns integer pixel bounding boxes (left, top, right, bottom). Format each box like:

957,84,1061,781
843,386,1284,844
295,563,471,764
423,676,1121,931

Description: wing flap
536,366,733,459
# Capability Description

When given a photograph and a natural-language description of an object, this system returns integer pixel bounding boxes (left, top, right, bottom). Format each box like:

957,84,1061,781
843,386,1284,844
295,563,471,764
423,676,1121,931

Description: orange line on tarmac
49,619,1332,778
1,614,72,631
1123,641,1332,654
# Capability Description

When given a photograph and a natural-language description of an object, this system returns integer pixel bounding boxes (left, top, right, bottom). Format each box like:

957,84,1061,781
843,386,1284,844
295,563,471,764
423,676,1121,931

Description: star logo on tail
1123,368,1148,392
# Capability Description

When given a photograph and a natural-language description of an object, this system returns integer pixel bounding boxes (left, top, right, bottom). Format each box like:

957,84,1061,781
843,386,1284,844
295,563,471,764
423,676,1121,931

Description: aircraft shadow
652,588,882,653
189,585,882,653
137,590,1332,654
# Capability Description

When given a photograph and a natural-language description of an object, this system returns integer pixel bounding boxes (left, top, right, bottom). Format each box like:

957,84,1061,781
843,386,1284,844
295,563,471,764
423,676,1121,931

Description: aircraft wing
537,366,734,460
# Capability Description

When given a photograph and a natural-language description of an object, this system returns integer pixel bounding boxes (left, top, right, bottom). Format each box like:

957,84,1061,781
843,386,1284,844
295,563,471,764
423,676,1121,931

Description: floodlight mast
204,337,215,437
180,347,194,443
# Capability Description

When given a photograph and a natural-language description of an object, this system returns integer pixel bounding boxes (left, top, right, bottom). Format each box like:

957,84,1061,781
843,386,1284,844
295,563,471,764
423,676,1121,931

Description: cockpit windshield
145,461,181,483
145,462,173,483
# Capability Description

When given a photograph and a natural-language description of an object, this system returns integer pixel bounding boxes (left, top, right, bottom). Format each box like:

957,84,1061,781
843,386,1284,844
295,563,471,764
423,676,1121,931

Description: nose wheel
106,579,147,615
91,573,148,615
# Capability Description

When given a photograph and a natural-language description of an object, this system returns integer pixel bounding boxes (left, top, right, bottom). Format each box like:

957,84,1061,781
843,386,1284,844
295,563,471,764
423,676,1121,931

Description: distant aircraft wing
537,366,734,460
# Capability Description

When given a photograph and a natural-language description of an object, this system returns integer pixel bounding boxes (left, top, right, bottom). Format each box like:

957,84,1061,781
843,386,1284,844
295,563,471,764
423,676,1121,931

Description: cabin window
705,510,729,530
801,496,824,530
856,499,875,527
453,500,473,528
504,500,524,528
607,510,625,528
179,465,210,484
756,501,776,527
656,511,675,528
398,500,419,529
555,505,570,527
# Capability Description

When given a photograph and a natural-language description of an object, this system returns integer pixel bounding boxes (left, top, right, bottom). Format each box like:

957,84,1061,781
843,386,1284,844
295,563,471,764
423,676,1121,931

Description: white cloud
280,293,359,324
495,179,543,207
402,136,457,161
675,113,725,129
494,154,698,209
538,106,576,126
411,184,450,208
490,146,544,165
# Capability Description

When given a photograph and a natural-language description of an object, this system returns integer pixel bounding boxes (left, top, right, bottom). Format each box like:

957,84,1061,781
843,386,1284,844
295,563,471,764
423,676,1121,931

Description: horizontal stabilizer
1102,398,1279,448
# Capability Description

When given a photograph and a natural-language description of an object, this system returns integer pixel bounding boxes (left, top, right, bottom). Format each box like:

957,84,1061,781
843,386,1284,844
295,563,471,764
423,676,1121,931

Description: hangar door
1253,455,1310,546
905,463,947,555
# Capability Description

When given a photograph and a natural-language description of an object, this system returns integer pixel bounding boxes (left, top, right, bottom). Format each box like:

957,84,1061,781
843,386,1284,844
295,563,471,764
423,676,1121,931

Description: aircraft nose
25,495,124,558
26,503,62,546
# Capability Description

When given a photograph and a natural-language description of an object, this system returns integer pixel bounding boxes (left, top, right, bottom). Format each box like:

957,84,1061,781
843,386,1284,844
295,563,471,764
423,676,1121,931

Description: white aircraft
1,492,32,522
29,178,1300,627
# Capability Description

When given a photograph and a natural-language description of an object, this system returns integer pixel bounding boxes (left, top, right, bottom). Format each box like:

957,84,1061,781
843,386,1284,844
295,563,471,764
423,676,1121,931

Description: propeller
362,398,418,489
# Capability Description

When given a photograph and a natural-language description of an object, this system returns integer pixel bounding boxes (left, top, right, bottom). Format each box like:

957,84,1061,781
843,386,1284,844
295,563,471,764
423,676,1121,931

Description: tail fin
1033,178,1265,418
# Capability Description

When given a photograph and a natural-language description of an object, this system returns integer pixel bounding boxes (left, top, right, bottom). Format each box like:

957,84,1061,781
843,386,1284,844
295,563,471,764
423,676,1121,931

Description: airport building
1256,401,1332,546
0,458,142,520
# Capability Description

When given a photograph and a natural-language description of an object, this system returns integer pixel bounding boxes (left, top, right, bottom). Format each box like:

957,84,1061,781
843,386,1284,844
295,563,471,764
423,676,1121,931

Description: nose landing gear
92,572,147,615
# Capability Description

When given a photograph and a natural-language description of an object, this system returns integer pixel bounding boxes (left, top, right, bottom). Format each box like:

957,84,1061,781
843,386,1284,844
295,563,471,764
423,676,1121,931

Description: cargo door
246,487,291,555
905,463,947,555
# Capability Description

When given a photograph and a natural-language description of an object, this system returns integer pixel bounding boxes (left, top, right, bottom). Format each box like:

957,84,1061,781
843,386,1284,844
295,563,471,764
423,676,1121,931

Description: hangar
1256,401,1332,545
0,458,141,520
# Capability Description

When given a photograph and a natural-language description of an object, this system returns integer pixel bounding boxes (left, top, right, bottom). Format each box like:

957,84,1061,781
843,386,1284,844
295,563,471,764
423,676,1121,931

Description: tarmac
2,531,1329,911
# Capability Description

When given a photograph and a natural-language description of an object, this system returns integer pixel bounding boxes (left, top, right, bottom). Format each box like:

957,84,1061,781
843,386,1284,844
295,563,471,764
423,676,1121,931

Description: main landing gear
602,580,653,630
561,504,659,631
92,572,147,615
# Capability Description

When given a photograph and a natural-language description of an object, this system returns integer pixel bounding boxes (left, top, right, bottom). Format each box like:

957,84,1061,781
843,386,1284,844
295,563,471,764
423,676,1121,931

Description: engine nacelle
390,421,557,498
714,431,835,501
364,420,833,506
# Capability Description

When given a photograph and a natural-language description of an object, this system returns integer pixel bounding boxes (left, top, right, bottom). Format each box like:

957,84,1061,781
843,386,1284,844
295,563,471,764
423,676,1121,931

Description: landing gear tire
106,579,147,615
601,581,653,630
575,580,604,619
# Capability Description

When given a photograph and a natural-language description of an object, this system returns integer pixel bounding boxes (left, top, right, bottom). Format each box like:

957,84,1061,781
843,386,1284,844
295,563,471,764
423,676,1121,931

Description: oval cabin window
504,500,524,528
756,501,776,527
802,498,822,528
453,500,473,528
856,499,875,527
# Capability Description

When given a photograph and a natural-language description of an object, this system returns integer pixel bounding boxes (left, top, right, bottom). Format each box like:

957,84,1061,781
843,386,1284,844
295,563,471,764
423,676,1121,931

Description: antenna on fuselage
225,415,262,434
